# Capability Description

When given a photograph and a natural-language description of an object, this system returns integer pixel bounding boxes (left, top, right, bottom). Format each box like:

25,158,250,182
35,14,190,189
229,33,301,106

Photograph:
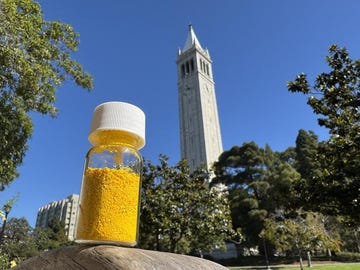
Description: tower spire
182,24,203,52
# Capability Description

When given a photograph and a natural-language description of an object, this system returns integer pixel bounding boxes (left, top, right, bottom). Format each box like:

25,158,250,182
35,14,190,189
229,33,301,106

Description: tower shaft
177,25,223,172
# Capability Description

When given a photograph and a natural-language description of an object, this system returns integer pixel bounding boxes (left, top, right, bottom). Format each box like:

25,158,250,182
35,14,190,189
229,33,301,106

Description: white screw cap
89,101,145,149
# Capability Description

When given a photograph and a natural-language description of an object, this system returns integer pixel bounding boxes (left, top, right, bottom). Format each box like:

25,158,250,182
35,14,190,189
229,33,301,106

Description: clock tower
176,25,223,172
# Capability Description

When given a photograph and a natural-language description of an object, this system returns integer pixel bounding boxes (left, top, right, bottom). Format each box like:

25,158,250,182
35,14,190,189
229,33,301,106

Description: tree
292,130,323,209
139,155,237,254
46,216,69,245
1,217,38,264
212,142,300,249
261,211,340,270
288,45,360,223
0,0,93,190
33,216,69,251
0,216,70,265
324,215,360,253
295,130,321,181
0,252,11,270
0,194,19,244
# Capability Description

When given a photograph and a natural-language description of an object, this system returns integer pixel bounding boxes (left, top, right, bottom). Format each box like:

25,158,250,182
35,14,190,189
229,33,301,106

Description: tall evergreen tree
212,142,299,248
288,45,360,223
295,130,320,180
293,130,323,209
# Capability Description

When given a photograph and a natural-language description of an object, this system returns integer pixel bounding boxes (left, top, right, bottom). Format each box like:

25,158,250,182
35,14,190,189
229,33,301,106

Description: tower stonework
177,25,223,172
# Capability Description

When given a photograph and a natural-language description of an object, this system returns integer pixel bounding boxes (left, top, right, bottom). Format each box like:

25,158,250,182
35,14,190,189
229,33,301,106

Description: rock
14,245,227,270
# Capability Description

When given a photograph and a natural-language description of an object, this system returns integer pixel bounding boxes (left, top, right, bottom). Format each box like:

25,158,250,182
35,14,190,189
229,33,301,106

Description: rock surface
14,245,227,270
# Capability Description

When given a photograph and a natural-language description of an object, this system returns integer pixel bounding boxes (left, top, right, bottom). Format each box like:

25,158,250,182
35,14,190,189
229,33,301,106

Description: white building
177,25,223,172
35,194,79,241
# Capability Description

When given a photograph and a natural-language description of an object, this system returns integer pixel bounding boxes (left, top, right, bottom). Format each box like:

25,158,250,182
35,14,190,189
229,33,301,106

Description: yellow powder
88,129,144,149
76,167,140,244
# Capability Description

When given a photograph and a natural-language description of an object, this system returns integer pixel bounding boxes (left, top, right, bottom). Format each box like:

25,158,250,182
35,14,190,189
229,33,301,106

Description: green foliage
139,155,237,254
325,216,360,253
0,0,93,189
0,215,70,265
0,194,19,243
261,211,341,257
295,129,321,181
214,138,358,257
212,142,300,248
292,130,323,209
0,253,9,270
287,45,360,223
0,217,38,264
336,252,360,262
0,196,70,264
0,98,32,191
33,216,70,251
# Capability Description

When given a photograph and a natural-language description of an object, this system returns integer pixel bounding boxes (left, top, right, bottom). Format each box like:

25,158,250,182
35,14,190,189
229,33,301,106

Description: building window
181,64,185,78
190,58,194,71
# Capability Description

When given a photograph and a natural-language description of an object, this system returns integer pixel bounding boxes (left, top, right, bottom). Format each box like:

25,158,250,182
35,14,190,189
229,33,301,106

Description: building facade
36,194,79,241
177,25,223,172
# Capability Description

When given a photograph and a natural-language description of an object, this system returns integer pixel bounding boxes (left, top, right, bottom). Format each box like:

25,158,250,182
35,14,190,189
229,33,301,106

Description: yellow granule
76,167,140,244
88,129,144,149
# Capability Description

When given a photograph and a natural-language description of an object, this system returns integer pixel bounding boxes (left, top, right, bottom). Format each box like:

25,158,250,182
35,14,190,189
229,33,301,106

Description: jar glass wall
75,144,142,246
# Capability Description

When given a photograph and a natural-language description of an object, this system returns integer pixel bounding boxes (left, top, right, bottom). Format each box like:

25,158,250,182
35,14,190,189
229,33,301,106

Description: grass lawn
228,263,360,270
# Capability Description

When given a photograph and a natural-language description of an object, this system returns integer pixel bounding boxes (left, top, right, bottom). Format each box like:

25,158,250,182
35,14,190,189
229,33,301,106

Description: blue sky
2,0,360,227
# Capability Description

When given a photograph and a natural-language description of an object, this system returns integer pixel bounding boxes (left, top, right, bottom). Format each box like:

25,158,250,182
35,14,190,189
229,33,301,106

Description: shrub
335,252,360,262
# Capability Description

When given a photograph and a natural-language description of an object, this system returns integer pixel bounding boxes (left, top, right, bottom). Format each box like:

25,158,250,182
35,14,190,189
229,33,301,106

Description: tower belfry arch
176,25,223,172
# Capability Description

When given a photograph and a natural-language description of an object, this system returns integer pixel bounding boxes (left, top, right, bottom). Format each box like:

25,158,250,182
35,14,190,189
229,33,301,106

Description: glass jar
75,102,145,246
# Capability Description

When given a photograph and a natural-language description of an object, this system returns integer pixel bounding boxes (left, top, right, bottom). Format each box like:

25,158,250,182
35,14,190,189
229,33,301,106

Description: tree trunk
299,254,304,270
170,238,177,253
156,232,161,251
262,238,271,270
307,251,312,267
169,231,183,253
327,249,332,261
0,213,8,244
